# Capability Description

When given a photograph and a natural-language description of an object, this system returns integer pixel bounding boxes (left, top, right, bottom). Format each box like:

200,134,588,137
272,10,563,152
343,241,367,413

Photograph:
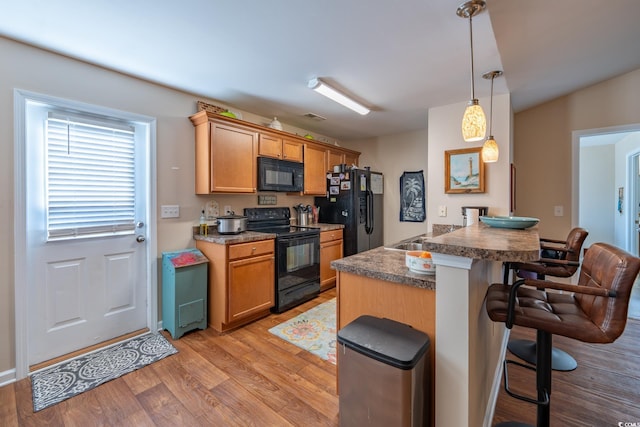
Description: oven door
276,234,320,290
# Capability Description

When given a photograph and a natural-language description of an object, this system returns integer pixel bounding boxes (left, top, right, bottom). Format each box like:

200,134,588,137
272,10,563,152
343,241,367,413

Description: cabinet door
344,151,359,168
282,138,303,162
327,149,344,172
320,239,343,290
304,144,327,195
228,253,275,322
258,133,283,159
211,122,257,193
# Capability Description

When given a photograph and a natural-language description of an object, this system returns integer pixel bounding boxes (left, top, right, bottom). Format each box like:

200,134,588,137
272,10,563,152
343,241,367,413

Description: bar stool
503,227,588,371
487,242,640,427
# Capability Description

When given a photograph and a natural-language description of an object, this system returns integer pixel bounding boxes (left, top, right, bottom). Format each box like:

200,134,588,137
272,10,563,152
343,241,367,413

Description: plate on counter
480,216,539,229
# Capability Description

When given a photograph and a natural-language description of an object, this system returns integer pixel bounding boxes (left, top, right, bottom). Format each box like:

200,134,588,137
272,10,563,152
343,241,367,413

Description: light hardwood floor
1,287,639,426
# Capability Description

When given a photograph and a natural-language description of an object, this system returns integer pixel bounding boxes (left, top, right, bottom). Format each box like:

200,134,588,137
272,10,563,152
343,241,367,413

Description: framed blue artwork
400,170,425,222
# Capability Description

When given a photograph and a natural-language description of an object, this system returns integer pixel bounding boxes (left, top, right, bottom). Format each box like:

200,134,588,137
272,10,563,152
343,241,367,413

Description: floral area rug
269,298,337,364
31,333,177,412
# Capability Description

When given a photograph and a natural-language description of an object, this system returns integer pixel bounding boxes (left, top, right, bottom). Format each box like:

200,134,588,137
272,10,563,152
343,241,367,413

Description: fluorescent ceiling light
308,78,370,115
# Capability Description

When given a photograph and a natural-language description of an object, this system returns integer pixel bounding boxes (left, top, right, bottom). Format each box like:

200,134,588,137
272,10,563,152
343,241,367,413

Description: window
46,112,137,240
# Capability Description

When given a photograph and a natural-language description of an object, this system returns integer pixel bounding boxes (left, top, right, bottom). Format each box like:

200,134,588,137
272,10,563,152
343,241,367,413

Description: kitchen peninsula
332,223,540,427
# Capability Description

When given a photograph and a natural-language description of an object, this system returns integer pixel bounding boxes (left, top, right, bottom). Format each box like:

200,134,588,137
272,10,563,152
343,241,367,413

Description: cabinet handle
252,247,257,252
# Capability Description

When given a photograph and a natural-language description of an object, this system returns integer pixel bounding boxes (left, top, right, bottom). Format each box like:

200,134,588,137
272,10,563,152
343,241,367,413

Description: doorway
14,90,158,379
574,125,640,253
574,124,640,318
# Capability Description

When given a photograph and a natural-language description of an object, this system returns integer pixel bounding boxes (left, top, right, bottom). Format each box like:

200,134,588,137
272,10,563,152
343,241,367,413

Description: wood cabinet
190,111,359,195
303,143,328,195
344,151,359,168
258,133,303,162
320,229,343,291
327,148,344,172
191,112,258,194
195,238,275,333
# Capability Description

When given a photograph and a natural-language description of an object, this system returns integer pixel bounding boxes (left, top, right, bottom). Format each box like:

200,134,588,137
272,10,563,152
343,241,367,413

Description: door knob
136,235,146,243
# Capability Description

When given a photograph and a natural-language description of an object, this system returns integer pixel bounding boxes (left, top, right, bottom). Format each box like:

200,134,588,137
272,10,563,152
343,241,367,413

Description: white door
24,98,151,366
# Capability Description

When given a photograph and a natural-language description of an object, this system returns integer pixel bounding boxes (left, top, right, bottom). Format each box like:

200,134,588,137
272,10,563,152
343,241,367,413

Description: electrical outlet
438,205,447,217
554,205,564,217
224,205,232,215
161,205,180,218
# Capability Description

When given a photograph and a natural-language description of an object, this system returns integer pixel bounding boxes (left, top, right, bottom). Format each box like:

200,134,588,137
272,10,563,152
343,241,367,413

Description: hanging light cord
488,74,494,135
468,15,476,99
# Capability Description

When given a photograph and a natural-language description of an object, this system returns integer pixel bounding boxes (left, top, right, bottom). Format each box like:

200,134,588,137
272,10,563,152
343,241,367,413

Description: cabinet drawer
228,239,274,260
320,229,343,243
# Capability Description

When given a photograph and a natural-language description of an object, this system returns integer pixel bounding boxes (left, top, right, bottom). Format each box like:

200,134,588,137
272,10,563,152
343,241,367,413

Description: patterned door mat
269,298,337,364
31,333,177,412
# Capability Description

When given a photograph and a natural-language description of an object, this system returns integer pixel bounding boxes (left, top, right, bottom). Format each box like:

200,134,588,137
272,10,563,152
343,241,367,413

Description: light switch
161,205,180,218
438,205,447,217
554,205,564,217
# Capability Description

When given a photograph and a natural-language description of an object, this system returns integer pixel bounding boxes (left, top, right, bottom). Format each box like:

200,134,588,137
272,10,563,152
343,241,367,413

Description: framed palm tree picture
400,170,425,222
445,147,485,193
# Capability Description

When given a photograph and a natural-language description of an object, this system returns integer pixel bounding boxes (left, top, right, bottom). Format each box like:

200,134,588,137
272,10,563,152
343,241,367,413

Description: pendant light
481,70,502,163
457,0,487,142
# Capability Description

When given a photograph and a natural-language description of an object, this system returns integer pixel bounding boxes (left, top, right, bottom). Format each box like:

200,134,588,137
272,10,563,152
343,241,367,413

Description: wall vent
303,112,327,121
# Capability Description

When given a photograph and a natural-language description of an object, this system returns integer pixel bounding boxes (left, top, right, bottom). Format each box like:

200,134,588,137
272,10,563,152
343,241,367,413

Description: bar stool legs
508,339,577,372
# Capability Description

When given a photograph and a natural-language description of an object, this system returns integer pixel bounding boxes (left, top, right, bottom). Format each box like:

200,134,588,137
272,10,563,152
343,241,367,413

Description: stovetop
244,207,319,237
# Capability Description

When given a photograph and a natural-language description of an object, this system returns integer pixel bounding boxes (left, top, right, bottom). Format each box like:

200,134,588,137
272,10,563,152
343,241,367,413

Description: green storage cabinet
162,249,209,339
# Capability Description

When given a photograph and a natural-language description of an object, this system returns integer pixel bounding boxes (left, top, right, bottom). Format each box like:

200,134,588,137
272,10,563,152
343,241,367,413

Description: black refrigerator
315,168,384,256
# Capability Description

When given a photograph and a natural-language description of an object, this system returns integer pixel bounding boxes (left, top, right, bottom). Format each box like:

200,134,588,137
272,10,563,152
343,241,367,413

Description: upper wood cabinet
304,143,328,195
327,148,344,172
190,111,359,194
258,133,303,162
191,112,258,194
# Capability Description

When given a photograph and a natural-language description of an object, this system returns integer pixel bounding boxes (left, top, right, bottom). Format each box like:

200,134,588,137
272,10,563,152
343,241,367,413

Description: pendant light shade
462,99,486,142
482,137,499,162
481,70,503,163
457,0,487,142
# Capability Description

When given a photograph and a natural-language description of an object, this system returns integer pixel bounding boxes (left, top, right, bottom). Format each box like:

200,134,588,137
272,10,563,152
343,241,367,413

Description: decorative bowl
405,251,435,275
479,216,539,229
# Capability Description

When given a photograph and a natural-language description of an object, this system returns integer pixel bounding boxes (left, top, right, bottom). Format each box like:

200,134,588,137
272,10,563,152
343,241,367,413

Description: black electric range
244,207,320,312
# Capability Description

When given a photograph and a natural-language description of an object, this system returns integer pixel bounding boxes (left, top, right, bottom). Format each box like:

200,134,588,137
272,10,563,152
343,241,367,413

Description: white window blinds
46,114,137,240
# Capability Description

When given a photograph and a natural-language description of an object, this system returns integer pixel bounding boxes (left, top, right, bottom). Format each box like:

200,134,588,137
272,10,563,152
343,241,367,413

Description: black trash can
337,315,430,426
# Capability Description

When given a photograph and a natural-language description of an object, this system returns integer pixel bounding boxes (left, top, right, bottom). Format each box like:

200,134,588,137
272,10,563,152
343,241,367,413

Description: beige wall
514,68,640,238
427,93,513,227
345,127,430,244
0,37,326,377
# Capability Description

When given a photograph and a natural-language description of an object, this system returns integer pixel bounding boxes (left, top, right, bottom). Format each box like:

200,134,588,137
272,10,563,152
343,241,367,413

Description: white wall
427,93,512,227
579,144,615,249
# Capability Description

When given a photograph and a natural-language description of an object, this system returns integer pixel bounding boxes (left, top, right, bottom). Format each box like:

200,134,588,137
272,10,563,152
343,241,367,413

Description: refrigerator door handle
365,189,374,234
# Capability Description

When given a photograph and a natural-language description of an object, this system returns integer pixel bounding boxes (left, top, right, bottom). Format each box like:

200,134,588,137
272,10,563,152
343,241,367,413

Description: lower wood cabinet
196,238,275,333
320,229,343,291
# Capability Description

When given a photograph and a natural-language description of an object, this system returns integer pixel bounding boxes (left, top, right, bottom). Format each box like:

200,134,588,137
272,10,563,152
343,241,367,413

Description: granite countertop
309,223,344,232
331,223,540,290
193,230,276,245
332,247,436,290
421,222,540,262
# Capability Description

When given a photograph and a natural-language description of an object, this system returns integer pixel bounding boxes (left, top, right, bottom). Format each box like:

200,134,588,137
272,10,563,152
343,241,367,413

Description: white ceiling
1,0,639,141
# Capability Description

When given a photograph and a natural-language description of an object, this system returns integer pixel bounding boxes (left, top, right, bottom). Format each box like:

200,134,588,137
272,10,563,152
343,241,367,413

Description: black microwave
258,157,304,192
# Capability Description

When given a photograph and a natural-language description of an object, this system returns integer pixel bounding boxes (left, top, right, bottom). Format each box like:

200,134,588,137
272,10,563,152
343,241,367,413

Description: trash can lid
337,315,430,370
163,249,208,268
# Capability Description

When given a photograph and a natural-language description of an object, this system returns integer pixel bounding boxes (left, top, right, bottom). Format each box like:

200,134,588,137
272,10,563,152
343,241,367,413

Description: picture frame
444,147,485,193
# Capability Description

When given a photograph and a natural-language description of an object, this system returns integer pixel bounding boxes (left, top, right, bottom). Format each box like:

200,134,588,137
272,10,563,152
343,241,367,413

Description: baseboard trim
0,368,17,387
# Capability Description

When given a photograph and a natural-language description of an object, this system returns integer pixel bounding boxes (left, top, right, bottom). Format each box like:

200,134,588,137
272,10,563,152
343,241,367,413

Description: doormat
269,298,337,364
31,333,177,412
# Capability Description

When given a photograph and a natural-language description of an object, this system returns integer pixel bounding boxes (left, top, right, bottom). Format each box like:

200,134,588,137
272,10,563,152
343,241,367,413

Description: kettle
461,206,488,226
